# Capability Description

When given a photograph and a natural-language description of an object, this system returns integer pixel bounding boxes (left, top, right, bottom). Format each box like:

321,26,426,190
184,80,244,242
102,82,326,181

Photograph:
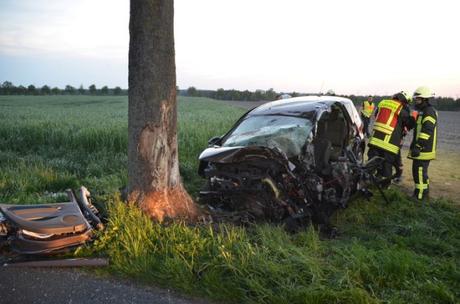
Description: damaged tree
128,0,198,221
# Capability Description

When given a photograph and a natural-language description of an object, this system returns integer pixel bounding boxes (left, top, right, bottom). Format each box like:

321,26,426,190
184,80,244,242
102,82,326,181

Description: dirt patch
396,150,460,204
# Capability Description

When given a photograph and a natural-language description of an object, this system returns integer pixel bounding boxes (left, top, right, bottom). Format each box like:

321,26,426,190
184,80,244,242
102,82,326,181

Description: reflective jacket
361,100,375,118
369,99,414,154
408,104,437,160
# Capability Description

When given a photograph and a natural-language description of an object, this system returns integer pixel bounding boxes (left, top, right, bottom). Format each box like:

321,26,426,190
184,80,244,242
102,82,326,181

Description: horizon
1,0,459,98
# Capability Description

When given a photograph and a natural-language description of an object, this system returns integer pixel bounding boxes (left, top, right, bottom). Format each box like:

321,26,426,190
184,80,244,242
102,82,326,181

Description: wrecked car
198,96,370,229
0,187,103,255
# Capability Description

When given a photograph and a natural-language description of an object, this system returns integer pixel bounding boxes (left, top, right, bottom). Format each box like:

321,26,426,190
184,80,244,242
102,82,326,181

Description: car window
221,115,313,158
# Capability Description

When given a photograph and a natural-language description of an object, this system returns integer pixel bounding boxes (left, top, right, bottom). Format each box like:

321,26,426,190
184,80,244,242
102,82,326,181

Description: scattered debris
0,186,103,255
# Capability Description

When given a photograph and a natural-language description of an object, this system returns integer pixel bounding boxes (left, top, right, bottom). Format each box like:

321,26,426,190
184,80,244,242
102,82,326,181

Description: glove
411,146,421,157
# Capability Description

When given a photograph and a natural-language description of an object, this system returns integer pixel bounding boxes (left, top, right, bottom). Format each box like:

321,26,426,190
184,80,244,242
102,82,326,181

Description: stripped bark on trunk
128,0,198,221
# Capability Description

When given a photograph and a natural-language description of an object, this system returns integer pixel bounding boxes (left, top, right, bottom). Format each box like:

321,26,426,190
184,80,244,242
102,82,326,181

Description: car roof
247,95,355,119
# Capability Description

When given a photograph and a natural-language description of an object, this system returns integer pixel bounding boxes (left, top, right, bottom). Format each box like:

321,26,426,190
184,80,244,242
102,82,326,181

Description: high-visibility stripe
417,152,436,160
415,116,422,140
369,136,400,154
417,167,424,199
415,184,428,190
419,132,430,140
379,100,402,112
386,104,400,128
372,100,403,135
373,122,394,134
410,110,437,161
361,101,375,117
422,116,436,124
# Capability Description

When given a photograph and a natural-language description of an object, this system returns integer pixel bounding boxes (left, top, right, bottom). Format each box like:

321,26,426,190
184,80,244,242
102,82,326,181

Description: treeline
180,86,298,101
182,86,460,111
0,81,127,96
2,81,459,111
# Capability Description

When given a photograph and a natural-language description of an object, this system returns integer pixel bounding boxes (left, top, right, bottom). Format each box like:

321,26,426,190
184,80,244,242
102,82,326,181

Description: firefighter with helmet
361,95,375,137
408,86,437,201
367,91,415,188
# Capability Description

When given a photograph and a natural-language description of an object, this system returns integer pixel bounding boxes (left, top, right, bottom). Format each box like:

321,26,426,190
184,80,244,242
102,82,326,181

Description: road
0,266,212,304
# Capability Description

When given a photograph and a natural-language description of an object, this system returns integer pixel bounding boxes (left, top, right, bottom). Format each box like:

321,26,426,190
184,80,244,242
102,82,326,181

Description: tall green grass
1,95,459,303
84,190,459,304
0,95,243,201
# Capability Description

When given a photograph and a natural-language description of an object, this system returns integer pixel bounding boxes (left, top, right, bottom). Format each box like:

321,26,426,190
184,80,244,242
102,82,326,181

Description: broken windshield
222,115,313,157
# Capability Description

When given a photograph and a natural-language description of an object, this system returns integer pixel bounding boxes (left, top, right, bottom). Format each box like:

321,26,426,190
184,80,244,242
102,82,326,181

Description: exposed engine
199,145,362,231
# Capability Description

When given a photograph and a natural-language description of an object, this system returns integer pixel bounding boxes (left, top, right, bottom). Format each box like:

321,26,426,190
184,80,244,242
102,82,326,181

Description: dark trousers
368,147,397,188
361,115,370,137
393,150,403,178
412,160,430,200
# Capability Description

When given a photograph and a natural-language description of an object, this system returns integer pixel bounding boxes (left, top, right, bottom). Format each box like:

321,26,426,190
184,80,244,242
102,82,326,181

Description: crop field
0,95,459,303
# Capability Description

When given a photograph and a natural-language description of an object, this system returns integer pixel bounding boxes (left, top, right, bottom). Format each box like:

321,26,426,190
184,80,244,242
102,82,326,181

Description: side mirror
208,136,221,146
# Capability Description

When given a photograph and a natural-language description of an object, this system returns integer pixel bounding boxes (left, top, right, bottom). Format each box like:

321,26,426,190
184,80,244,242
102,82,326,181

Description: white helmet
393,91,412,104
413,86,434,99
326,89,335,96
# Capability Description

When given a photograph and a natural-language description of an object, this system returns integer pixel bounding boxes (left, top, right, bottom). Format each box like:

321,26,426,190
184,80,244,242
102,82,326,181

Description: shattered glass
221,115,313,158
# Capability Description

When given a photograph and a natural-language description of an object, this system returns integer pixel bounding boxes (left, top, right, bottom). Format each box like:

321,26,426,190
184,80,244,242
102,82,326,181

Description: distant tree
187,86,197,97
27,85,37,95
1,81,14,95
228,89,240,100
51,87,61,95
16,85,27,95
78,85,85,95
215,88,225,100
113,86,122,95
265,88,277,100
41,85,51,95
100,86,109,95
254,89,264,101
241,90,251,101
89,84,97,95
65,85,76,95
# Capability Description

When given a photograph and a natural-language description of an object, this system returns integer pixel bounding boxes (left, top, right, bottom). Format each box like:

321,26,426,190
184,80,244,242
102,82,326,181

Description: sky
1,0,459,97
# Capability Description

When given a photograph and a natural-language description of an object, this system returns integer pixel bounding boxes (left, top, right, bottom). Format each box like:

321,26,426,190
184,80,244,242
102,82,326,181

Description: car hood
199,145,289,164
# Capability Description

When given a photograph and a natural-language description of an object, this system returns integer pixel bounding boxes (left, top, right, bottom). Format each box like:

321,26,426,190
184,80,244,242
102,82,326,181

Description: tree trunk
128,0,198,221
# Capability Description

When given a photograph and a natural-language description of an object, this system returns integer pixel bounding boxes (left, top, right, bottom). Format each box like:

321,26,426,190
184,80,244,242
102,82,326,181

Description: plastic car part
0,187,102,255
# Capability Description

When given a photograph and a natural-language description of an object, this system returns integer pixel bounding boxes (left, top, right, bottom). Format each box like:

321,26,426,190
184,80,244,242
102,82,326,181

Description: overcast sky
1,0,459,97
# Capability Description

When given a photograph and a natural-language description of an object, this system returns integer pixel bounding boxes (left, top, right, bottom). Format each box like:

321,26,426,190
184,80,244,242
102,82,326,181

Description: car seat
326,109,347,160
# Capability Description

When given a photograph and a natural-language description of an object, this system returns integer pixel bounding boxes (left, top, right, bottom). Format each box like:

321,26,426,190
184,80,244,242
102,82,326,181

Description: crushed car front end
198,97,366,229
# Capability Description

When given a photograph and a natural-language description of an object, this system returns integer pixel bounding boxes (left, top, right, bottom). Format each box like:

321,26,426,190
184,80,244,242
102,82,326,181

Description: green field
0,96,459,303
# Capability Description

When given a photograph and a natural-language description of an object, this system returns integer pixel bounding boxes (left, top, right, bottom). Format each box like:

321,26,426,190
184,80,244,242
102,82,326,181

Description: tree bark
128,0,198,221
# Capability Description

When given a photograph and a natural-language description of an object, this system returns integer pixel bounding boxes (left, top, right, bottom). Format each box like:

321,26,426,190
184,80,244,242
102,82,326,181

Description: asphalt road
0,267,212,304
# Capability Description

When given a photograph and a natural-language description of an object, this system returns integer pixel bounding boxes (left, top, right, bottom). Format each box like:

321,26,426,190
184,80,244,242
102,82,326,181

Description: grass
1,95,459,303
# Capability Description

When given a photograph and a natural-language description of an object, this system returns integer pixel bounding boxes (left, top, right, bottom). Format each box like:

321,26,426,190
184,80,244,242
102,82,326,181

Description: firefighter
361,95,375,137
367,91,415,188
408,86,437,201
